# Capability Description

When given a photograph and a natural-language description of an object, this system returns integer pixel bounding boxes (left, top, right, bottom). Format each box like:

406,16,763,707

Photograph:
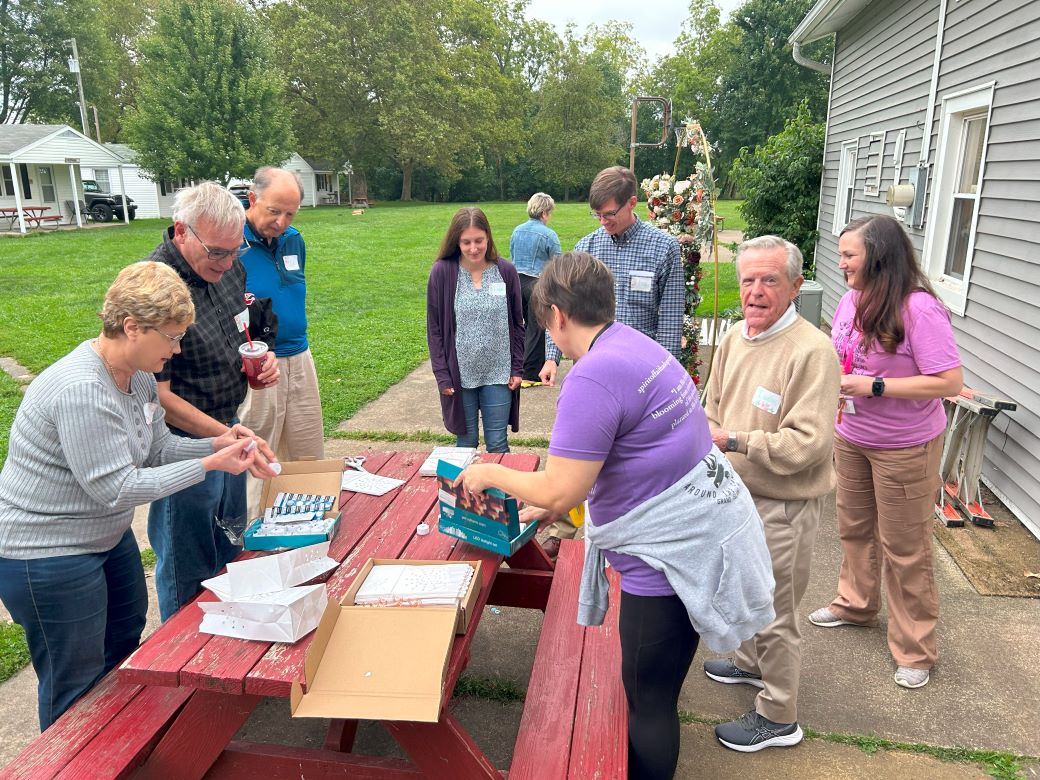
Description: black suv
81,179,137,222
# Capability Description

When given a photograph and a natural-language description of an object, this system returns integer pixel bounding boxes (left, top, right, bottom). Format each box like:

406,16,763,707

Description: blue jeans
457,384,512,453
0,529,147,731
148,468,245,621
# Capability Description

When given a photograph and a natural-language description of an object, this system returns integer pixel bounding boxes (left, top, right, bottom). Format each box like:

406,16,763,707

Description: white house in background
791,0,1040,538
0,124,130,232
283,153,342,206
79,144,161,219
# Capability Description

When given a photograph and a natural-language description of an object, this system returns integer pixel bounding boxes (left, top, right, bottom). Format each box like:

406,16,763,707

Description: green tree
0,0,123,129
713,0,830,177
529,33,628,200
730,101,825,275
123,0,294,184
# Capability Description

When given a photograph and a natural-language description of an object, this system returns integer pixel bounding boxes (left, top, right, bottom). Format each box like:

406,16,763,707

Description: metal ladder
936,388,1017,527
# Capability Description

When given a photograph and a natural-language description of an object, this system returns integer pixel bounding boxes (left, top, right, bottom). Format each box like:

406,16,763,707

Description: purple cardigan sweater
426,256,525,436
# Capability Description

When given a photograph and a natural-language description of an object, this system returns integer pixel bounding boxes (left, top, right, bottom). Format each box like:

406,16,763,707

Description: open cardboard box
245,458,344,550
290,559,482,723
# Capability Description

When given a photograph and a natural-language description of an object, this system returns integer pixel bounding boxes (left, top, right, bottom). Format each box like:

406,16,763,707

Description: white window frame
922,82,995,317
863,131,886,196
891,129,907,184
832,139,859,234
93,168,111,191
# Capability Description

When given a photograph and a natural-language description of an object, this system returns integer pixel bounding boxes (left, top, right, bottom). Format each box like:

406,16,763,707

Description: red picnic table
103,449,553,779
0,205,62,230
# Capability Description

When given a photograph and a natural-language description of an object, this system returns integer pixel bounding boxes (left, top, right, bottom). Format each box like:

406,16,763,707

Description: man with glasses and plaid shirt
145,182,281,621
536,165,684,556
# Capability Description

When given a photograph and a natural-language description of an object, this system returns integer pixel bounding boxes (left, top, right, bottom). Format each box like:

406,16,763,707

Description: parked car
81,179,137,222
228,183,251,209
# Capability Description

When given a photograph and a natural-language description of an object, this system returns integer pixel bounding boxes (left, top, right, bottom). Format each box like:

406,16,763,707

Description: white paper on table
209,541,337,600
198,584,328,643
340,470,405,496
419,447,477,477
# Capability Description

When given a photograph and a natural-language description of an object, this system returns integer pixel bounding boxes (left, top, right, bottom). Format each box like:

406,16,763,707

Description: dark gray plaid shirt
148,227,251,429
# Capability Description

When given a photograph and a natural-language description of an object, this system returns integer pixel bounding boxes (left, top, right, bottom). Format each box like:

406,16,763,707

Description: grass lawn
0,200,742,442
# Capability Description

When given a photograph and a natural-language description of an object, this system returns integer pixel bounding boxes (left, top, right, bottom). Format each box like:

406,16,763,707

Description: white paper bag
198,584,328,643
218,541,337,599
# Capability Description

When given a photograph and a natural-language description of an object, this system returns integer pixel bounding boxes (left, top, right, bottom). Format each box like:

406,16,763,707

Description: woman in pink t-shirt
809,215,962,690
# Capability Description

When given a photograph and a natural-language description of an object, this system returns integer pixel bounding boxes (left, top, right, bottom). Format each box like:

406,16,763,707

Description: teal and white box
435,461,537,555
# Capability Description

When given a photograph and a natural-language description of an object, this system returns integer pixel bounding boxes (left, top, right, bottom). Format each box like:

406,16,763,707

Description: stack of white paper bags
354,563,474,607
198,542,336,643
419,447,477,477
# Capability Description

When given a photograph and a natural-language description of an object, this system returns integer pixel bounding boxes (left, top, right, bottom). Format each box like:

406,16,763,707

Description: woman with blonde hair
0,261,269,731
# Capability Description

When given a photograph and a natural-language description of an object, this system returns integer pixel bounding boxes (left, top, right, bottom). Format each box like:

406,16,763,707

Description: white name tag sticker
143,402,159,424
842,398,857,415
283,254,300,271
629,270,653,292
234,308,250,333
752,385,781,415
488,282,506,297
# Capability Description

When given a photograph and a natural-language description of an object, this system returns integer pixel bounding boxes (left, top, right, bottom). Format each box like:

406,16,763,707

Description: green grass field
0,200,742,445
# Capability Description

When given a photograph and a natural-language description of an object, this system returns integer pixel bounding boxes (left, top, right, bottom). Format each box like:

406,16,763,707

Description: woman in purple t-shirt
456,252,712,779
809,215,962,690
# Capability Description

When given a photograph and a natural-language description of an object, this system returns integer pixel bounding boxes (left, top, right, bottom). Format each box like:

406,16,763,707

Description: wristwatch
726,433,738,452
871,377,886,397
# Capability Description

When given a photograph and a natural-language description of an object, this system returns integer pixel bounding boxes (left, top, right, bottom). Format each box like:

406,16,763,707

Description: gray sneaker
715,710,804,752
894,666,930,689
704,659,765,689
808,607,859,627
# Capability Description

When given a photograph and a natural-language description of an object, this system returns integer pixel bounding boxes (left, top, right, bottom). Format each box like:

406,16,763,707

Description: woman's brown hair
435,207,499,263
840,214,941,353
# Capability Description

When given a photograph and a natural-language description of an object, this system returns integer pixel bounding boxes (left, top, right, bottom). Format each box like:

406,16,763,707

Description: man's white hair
172,181,245,231
735,235,803,281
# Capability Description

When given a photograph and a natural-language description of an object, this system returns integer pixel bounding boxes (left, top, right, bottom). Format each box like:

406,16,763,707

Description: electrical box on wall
907,164,929,228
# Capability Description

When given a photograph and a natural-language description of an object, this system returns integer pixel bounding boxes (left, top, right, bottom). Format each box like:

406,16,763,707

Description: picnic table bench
0,206,61,231
6,450,638,779
510,539,628,779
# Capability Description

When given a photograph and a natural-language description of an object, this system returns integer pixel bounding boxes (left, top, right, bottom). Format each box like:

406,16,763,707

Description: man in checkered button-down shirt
146,182,281,621
540,166,683,386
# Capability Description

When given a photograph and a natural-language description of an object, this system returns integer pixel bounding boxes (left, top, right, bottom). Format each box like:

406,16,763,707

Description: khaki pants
829,433,943,669
238,348,325,517
734,495,822,724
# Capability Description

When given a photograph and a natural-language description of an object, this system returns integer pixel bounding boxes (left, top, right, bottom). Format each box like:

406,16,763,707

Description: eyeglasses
154,327,188,346
186,223,248,261
590,206,624,221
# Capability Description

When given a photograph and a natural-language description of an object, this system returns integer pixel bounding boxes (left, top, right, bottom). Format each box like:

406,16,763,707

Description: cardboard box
290,559,482,722
342,558,482,634
244,458,344,550
435,460,538,555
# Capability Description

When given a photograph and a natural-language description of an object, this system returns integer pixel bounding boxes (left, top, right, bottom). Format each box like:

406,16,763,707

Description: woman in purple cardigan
426,207,525,452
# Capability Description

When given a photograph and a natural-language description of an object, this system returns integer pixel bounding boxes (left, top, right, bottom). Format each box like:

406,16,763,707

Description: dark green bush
730,101,825,277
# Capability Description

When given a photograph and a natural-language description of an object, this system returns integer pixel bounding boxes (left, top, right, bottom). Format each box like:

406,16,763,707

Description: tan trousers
238,348,325,517
829,433,943,669
734,495,822,724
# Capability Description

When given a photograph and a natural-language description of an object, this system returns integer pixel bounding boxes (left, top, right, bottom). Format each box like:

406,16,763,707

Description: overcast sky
524,0,745,60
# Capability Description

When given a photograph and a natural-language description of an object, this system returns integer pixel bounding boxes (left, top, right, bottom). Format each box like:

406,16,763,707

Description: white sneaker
894,666,930,689
808,607,859,627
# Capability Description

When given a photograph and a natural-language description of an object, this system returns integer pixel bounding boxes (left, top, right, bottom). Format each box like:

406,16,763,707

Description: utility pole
92,106,102,143
65,38,90,137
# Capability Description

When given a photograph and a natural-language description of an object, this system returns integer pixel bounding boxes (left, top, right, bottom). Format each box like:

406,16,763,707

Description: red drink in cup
239,341,269,390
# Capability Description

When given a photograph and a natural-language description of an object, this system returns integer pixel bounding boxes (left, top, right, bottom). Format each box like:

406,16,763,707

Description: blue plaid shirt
546,218,683,362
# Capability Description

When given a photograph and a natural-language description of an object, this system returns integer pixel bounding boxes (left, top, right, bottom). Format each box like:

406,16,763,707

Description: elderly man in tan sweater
702,235,841,753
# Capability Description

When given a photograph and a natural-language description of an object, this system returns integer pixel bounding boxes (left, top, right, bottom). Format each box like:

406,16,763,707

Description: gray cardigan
579,445,776,652
0,341,213,558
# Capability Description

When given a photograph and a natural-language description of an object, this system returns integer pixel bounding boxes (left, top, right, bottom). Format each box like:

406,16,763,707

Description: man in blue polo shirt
238,167,324,513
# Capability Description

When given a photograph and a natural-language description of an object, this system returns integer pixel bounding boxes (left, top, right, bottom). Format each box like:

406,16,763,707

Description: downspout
793,41,831,74
919,0,949,166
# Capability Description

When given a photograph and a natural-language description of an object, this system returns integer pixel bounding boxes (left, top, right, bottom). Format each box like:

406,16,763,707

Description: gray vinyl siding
813,0,1040,535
